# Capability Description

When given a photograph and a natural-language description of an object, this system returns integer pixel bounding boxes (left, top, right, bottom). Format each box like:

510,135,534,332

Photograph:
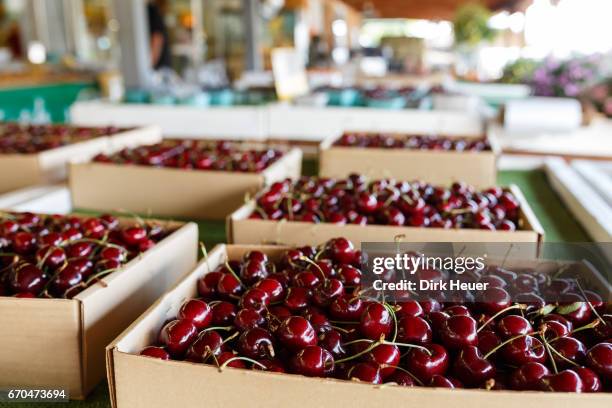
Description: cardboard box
69,148,303,220
0,125,161,195
107,244,610,408
319,132,499,188
227,185,544,247
0,217,199,399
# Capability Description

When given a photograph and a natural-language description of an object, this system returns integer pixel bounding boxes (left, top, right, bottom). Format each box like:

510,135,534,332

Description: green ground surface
1,165,590,408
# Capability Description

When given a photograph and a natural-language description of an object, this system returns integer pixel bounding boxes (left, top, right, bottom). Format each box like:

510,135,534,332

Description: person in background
147,0,171,69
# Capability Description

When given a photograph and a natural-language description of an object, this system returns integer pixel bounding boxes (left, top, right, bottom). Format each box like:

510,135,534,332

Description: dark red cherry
406,343,449,383
292,345,334,377
347,362,382,384
496,315,533,339
253,358,286,373
159,319,198,358
197,271,223,298
429,375,459,388
277,316,317,351
585,342,612,381
338,265,361,286
121,226,147,246
329,296,364,321
364,343,400,379
177,299,212,330
254,278,285,302
574,367,602,392
396,300,423,318
240,288,270,311
501,335,546,365
453,346,496,386
216,273,243,298
439,315,478,350
360,302,392,340
538,370,583,392
318,330,346,358
397,315,432,345
8,263,46,295
211,301,237,325
312,278,344,307
551,337,586,368
327,238,356,264
238,327,275,359
234,308,265,331
216,351,246,369
12,232,36,254
240,260,269,284
140,346,170,360
284,286,311,311
509,362,550,390
185,330,224,362
386,371,416,386
477,287,511,314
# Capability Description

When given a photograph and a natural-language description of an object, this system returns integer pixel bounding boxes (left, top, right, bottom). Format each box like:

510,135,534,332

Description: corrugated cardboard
319,133,499,188
0,216,198,399
0,125,161,194
227,185,544,247
69,148,303,220
106,244,610,408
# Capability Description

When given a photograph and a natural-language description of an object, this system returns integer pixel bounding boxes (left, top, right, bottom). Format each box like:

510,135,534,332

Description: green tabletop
2,164,590,408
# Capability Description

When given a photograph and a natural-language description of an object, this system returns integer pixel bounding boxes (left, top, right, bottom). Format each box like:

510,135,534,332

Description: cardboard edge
509,184,545,244
262,147,303,185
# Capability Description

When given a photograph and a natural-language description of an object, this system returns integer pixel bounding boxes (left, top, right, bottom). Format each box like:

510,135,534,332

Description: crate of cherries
128,237,610,403
0,211,171,299
229,175,542,245
92,139,286,173
0,122,124,154
320,133,497,187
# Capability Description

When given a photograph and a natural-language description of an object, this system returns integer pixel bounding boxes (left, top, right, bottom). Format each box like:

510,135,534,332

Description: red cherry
406,343,449,383
397,315,432,344
177,299,212,330
185,330,225,362
291,345,334,377
538,369,583,392
347,362,382,384
360,302,392,340
159,319,198,358
211,301,237,325
238,327,275,359
121,226,147,246
8,263,46,295
585,342,612,381
277,316,317,351
439,315,478,350
140,346,170,360
509,362,550,390
453,345,496,386
364,343,400,378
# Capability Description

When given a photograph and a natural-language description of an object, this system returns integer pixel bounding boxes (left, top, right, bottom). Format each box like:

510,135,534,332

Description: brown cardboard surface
69,148,303,220
107,245,611,408
227,184,544,247
0,126,161,195
0,155,44,194
77,220,198,395
0,217,198,399
0,298,83,397
319,133,498,188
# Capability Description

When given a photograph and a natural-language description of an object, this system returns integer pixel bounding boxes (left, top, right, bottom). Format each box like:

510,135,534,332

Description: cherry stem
382,364,424,386
72,238,124,251
35,246,60,269
540,332,559,374
199,242,210,269
329,325,350,334
224,261,243,287
202,326,233,333
221,331,239,345
329,320,359,325
382,340,432,356
84,267,118,287
299,255,326,282
545,319,600,343
477,304,526,333
342,338,373,347
483,332,532,360
335,339,383,364
219,356,267,372
574,279,606,326
383,302,398,343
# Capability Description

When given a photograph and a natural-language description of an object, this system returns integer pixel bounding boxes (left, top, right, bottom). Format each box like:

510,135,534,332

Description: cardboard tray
69,148,303,220
319,132,499,188
106,244,610,408
227,184,544,247
0,216,199,399
0,125,161,195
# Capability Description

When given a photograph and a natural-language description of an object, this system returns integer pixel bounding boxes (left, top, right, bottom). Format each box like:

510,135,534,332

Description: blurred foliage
500,58,540,84
453,3,497,46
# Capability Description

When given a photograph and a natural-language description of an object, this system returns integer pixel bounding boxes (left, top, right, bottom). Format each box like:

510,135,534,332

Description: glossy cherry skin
573,367,602,392
347,362,382,384
397,315,432,345
406,343,449,383
238,327,275,359
585,342,612,381
177,299,212,330
185,330,225,362
502,335,546,365
364,344,400,379
538,370,583,392
216,351,246,369
159,319,198,358
453,346,496,386
216,273,243,298
291,345,334,377
551,337,586,368
240,288,271,311
360,302,392,340
329,296,364,321
8,264,46,295
234,308,265,331
254,278,285,302
429,375,460,388
318,330,346,358
253,358,286,373
496,315,533,339
386,371,416,386
327,238,356,265
477,287,511,314
121,226,147,246
509,362,550,390
277,316,317,351
211,301,237,325
198,271,223,298
439,315,478,350
140,346,170,360
284,287,311,312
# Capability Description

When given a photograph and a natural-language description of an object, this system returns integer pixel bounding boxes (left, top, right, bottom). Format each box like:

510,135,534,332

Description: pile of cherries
93,139,284,173
0,122,122,154
334,133,491,152
249,175,522,231
139,238,611,392
0,212,169,299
